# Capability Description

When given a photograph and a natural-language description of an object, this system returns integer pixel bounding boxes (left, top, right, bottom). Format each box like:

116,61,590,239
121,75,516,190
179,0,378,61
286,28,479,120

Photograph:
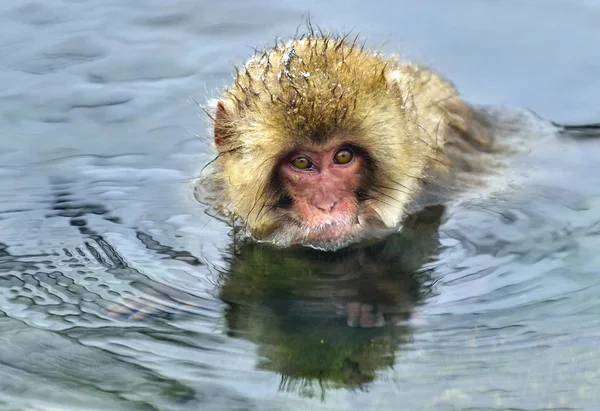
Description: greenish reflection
220,205,445,398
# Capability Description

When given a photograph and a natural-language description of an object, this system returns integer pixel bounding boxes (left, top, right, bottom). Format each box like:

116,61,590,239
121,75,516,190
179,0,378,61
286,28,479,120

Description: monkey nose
315,200,337,213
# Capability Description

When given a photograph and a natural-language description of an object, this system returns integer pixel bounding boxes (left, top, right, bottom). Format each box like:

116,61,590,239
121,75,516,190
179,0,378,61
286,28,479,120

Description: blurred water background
1,1,600,410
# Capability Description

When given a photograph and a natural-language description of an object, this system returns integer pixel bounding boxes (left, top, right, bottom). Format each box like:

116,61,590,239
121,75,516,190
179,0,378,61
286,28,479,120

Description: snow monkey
203,31,498,251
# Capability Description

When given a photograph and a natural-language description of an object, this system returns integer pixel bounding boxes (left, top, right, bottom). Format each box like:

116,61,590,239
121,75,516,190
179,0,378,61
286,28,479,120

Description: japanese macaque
204,31,496,251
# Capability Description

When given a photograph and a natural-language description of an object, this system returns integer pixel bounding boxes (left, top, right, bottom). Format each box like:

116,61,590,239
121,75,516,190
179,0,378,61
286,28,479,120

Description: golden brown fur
203,32,495,249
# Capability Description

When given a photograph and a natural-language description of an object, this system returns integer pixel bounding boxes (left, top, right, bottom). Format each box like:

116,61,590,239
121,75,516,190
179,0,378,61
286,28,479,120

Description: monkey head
205,33,457,251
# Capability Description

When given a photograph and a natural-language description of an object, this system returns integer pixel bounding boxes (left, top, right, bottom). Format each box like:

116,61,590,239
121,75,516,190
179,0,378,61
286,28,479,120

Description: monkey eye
333,147,354,164
290,156,313,170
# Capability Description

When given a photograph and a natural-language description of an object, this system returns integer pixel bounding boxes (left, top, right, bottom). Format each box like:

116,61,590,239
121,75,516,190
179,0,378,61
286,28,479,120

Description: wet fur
202,30,496,249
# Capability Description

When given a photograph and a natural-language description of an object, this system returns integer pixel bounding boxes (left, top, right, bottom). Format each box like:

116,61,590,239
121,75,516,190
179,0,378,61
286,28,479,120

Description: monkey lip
263,214,386,251
303,218,359,242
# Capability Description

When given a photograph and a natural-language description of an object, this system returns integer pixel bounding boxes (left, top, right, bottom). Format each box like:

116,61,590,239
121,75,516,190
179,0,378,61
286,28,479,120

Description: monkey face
238,134,401,251
274,140,373,249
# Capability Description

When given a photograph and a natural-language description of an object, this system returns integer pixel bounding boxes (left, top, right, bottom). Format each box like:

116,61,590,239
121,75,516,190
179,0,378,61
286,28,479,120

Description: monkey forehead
284,137,351,153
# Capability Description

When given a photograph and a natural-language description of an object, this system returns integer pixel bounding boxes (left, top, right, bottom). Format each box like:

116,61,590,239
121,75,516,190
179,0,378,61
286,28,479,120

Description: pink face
279,141,364,244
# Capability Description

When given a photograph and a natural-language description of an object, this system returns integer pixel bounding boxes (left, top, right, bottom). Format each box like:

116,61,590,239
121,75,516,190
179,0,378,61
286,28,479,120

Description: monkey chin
261,217,392,252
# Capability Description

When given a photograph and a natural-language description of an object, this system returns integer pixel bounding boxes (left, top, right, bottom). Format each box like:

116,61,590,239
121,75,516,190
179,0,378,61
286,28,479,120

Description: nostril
317,201,337,212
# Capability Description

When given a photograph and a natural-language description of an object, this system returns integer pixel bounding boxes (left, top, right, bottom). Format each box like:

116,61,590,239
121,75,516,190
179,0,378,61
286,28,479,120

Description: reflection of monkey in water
220,205,445,397
202,29,497,251
106,206,445,398
105,205,445,397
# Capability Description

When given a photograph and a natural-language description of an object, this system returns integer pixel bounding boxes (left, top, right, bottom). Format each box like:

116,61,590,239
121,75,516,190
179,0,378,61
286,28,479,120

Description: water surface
1,1,600,410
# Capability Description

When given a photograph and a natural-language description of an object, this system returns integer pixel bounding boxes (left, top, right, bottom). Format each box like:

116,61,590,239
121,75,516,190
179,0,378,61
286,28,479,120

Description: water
1,1,600,410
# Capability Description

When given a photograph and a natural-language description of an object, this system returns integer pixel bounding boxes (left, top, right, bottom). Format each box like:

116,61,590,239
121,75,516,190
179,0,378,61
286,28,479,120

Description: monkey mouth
262,206,389,251
260,216,359,251
307,219,355,236
296,218,366,250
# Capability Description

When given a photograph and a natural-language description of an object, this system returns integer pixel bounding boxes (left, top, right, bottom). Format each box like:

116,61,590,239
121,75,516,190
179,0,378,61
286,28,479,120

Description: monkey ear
385,67,415,107
214,101,228,147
